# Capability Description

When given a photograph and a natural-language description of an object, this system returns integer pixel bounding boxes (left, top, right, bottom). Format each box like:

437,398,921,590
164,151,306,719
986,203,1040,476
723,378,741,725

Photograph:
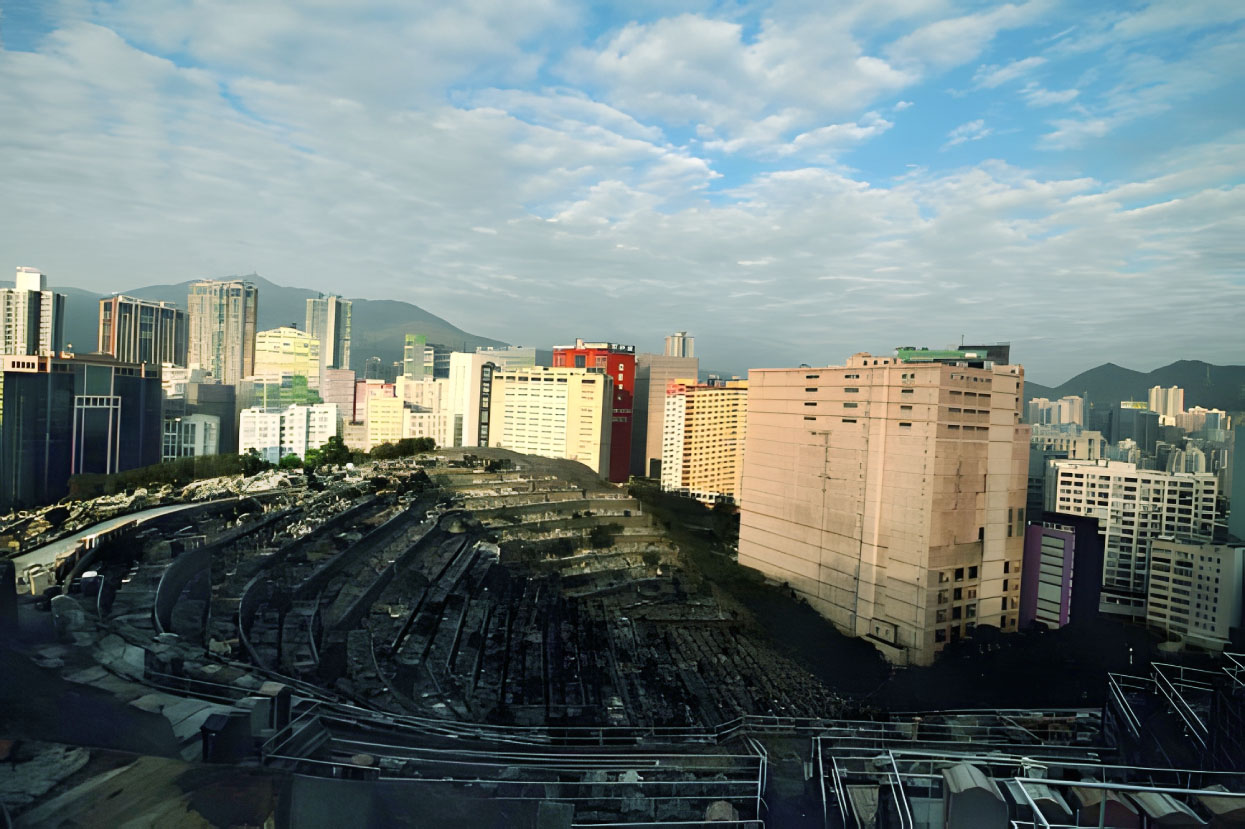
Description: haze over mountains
1025,361,1245,413
64,275,506,370
54,276,1245,412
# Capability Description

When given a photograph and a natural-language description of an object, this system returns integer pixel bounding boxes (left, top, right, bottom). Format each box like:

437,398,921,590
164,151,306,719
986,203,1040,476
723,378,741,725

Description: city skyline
1,3,1243,381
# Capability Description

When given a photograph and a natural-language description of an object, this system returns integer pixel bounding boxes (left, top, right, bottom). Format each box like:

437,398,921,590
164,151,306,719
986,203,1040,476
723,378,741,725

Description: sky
1,1,1242,384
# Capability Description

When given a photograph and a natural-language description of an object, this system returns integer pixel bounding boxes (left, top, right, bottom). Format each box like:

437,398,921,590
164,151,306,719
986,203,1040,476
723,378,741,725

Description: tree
303,447,323,471
319,435,351,467
279,453,303,470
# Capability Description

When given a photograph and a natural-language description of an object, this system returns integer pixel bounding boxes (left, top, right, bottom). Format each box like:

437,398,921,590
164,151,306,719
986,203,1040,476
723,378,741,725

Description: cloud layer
1,1,1242,382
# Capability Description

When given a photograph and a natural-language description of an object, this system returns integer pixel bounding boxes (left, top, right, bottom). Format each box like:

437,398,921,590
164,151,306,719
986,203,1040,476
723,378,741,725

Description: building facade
1019,512,1103,630
446,352,497,448
660,378,748,504
1045,459,1218,618
97,295,187,367
253,327,321,388
738,349,1029,666
1,267,65,357
632,352,699,478
238,403,337,464
553,339,635,483
475,345,552,370
162,413,220,461
304,294,351,378
1147,538,1244,650
488,366,613,476
1,354,161,510
187,279,258,386
1149,386,1185,421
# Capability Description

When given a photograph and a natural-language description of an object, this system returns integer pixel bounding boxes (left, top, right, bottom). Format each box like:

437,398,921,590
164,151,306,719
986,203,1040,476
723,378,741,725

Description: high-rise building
738,348,1029,666
238,402,337,464
319,368,356,433
403,334,427,380
660,378,747,504
1146,538,1244,651
163,381,238,455
1,267,65,357
187,280,258,386
1231,424,1245,543
97,295,187,368
553,339,635,483
1045,459,1218,617
1019,512,1103,630
253,327,321,387
488,366,613,476
446,352,497,448
304,294,351,379
1,354,161,510
1148,386,1185,420
664,331,694,358
1110,404,1160,455
632,352,699,478
1027,395,1084,427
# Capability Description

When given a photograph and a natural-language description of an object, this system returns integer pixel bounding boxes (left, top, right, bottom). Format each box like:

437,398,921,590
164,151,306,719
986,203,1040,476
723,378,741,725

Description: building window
954,568,964,581
845,387,859,393
843,402,858,408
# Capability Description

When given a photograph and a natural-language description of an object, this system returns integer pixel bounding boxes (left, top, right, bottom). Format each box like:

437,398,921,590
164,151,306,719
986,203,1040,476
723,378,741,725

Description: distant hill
63,274,506,370
1026,360,1245,413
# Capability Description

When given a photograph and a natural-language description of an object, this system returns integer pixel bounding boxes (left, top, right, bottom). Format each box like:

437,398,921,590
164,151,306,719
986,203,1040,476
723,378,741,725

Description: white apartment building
1045,460,1218,618
239,403,337,464
488,366,612,476
1027,395,1083,427
1,267,65,356
447,352,497,448
1147,538,1244,651
1148,386,1185,421
739,349,1029,667
1030,424,1106,460
162,414,220,461
660,378,748,504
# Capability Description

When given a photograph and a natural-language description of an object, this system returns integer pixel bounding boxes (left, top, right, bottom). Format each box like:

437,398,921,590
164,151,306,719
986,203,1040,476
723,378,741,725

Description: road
10,498,240,572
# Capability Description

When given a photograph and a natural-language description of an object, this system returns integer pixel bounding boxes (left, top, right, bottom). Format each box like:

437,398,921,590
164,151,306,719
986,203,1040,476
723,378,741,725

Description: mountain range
1026,360,1245,413
62,275,506,370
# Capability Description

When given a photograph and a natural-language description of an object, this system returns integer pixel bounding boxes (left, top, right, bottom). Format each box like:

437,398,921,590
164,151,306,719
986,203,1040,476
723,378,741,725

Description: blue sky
1,0,1242,382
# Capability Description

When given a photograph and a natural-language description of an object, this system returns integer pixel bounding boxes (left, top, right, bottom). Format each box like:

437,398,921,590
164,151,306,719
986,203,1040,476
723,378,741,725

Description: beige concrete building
254,326,321,388
660,378,747,504
1046,459,1218,618
489,366,613,476
738,350,1029,666
632,353,699,477
1147,538,1244,651
1,267,64,357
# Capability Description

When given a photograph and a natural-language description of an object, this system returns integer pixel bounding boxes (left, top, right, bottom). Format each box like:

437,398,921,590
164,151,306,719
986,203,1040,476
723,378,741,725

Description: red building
553,338,635,482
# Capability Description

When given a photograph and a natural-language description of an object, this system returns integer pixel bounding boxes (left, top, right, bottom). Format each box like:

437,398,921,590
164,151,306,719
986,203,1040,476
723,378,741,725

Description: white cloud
886,1,1048,72
943,118,992,148
972,55,1046,88
1021,83,1078,107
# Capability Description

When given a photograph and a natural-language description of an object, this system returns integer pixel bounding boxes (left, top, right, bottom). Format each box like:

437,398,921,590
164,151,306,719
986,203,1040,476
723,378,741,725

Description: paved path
11,499,238,572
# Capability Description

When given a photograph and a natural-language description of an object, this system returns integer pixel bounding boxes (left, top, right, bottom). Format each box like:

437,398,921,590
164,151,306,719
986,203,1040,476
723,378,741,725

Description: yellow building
365,394,405,450
660,378,747,504
488,366,613,476
254,327,321,389
738,349,1029,667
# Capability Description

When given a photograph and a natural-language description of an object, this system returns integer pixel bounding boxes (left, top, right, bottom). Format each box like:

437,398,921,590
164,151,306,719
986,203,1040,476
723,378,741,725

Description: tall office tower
1232,425,1245,542
1146,539,1244,651
253,327,321,388
238,402,337,465
1046,459,1218,618
304,294,351,379
488,367,613,476
403,334,427,380
738,347,1029,666
664,331,694,358
1,267,65,356
97,296,188,367
363,356,384,380
1027,396,1084,426
553,338,635,483
1,354,161,510
1019,513,1103,630
1110,403,1160,455
660,378,748,504
446,352,497,448
1149,386,1185,420
632,352,699,478
187,280,258,386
